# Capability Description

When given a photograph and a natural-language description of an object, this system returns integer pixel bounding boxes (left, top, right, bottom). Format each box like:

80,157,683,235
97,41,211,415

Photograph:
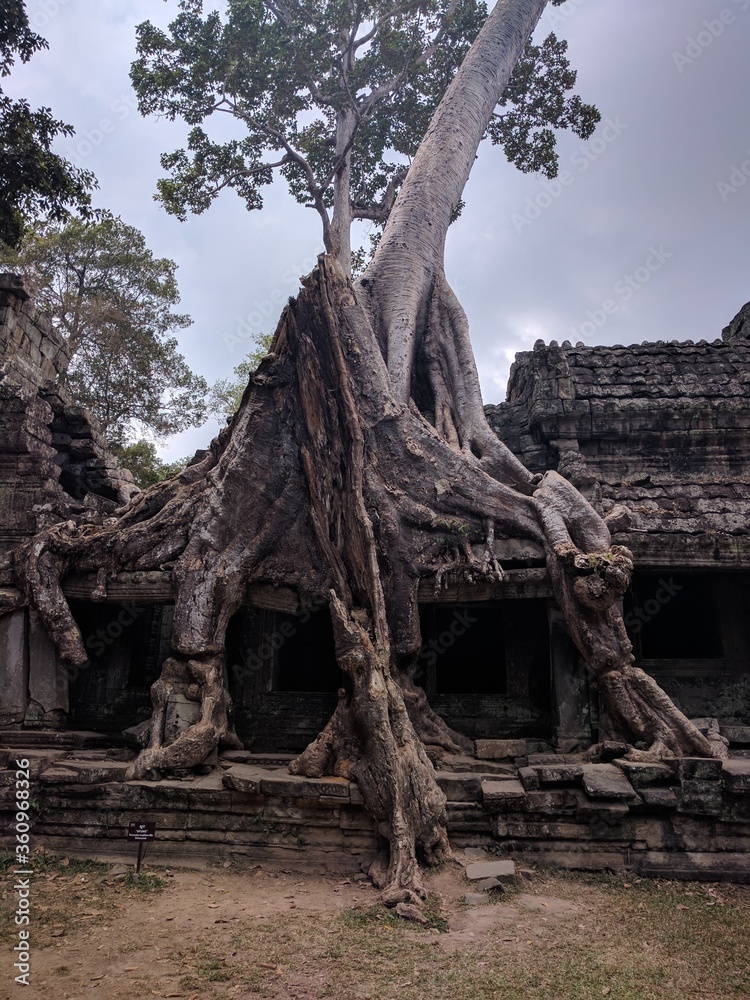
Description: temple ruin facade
1,274,749,878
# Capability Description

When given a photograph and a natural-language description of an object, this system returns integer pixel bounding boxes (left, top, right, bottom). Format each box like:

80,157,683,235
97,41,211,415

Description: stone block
722,726,750,746
613,760,675,788
465,859,516,883
581,764,638,801
722,759,750,795
597,742,631,762
636,851,750,883
475,739,527,760
259,772,349,800
518,766,540,790
27,608,67,717
222,764,265,796
671,758,724,782
39,760,131,784
38,766,84,784
639,787,679,809
447,802,493,834
123,720,151,749
163,694,201,745
574,796,630,824
481,779,526,809
436,771,482,802
533,763,584,785
677,780,723,817
476,877,501,891
503,820,593,841
524,790,577,816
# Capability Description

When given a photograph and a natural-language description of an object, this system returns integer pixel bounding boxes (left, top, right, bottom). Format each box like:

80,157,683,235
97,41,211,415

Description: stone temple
1,273,749,879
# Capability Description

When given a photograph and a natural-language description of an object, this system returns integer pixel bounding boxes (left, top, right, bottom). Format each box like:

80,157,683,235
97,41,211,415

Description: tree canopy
112,440,192,489
0,1,95,247
131,0,598,269
0,212,210,444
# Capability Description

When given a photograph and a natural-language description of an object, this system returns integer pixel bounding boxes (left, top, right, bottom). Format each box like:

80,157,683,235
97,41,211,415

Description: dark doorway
67,601,171,733
417,599,551,740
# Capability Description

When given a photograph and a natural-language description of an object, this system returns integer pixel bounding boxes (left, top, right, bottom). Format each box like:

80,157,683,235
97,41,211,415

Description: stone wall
485,330,750,567
0,272,139,561
1,744,748,881
0,273,71,387
0,273,140,729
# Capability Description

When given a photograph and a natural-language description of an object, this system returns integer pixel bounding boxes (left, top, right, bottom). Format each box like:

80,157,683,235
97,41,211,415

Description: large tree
131,0,599,273
0,212,209,445
3,0,727,913
0,1,95,247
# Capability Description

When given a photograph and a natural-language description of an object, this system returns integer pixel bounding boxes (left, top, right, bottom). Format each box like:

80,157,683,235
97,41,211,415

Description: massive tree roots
3,256,727,908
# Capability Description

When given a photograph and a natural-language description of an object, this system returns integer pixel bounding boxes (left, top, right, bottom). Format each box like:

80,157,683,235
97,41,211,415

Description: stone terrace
2,737,749,882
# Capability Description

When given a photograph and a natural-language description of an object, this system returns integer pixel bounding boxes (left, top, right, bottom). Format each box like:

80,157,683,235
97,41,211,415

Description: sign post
127,820,156,877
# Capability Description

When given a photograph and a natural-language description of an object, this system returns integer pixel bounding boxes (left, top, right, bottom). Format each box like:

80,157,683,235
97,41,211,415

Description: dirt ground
2,852,750,1000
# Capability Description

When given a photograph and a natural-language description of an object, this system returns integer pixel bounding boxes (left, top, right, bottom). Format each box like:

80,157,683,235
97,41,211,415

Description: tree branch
415,0,460,66
352,165,409,221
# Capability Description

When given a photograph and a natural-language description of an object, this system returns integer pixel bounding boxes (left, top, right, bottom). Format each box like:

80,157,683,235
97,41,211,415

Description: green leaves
0,2,96,247
488,32,601,178
209,331,274,418
110,440,191,488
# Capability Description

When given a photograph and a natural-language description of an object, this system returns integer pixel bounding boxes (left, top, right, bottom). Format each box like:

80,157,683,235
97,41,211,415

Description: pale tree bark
1,0,726,917
330,106,357,277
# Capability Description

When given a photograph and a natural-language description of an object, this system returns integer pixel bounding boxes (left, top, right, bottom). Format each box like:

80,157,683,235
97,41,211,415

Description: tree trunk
3,0,727,915
330,106,356,277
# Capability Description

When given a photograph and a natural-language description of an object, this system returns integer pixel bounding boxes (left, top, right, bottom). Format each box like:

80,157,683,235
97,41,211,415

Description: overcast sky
9,0,750,460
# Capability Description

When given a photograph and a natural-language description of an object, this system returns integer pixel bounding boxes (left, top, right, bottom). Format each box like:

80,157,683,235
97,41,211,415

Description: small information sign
127,820,156,874
127,820,156,842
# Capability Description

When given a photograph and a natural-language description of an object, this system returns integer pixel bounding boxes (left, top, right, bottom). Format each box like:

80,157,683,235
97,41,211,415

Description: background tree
5,0,726,917
0,1,95,247
0,212,210,445
131,0,599,272
210,330,274,418
112,440,192,488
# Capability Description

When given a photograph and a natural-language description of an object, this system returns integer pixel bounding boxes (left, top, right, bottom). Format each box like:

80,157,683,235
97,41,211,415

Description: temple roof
486,304,750,568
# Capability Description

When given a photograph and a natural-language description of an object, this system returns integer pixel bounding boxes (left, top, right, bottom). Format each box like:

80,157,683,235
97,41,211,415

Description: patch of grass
196,954,233,982
121,872,165,891
421,892,449,932
3,855,749,1000
339,903,390,929
0,849,107,877
0,849,168,948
